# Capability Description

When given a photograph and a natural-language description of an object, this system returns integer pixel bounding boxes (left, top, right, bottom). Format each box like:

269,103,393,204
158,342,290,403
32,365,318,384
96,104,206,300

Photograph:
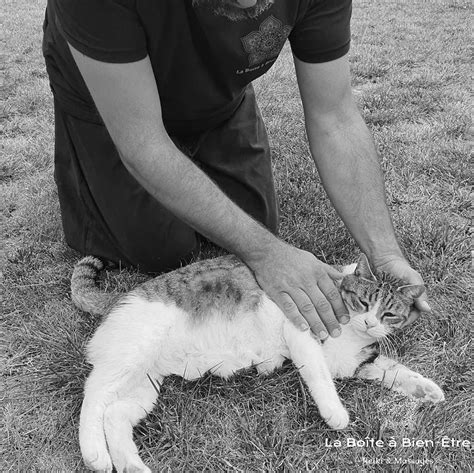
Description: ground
1,0,472,471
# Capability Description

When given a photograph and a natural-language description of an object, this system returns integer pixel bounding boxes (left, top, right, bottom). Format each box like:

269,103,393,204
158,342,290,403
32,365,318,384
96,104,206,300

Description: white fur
79,268,444,472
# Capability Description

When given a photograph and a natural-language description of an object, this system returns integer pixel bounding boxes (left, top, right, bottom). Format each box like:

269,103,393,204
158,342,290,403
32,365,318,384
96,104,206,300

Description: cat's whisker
378,338,388,357
380,336,397,360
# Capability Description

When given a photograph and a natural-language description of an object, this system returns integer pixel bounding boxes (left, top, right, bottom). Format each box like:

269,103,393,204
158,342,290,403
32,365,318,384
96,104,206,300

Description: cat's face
340,255,425,339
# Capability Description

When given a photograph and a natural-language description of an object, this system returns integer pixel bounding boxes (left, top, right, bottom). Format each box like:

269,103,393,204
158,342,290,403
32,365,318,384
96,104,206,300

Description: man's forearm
120,136,278,262
307,112,404,264
121,136,350,336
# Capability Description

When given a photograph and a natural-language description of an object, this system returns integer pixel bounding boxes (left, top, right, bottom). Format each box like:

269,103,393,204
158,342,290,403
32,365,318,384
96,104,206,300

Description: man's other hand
373,256,431,326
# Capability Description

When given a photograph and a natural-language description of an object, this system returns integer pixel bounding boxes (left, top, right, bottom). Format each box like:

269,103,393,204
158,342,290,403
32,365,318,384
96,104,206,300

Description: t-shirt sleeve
53,0,147,63
289,0,352,63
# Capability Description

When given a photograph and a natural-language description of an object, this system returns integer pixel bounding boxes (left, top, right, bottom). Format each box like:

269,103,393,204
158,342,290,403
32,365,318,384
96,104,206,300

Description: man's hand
373,255,432,326
245,241,349,340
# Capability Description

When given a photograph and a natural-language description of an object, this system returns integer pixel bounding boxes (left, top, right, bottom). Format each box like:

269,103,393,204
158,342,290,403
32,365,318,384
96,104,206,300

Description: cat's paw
81,447,113,472
319,403,350,430
400,374,445,403
120,462,151,473
410,378,445,403
114,457,151,473
107,444,151,473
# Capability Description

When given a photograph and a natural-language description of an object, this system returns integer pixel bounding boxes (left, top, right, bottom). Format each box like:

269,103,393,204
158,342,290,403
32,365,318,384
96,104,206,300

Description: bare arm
66,52,264,258
295,54,431,317
68,47,348,338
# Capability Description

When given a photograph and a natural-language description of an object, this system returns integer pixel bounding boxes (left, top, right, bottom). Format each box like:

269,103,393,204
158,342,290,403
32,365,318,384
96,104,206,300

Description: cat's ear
354,254,377,282
397,284,425,300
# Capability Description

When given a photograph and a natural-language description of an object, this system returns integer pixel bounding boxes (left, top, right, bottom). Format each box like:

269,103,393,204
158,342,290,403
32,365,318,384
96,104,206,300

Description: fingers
317,274,350,325
414,291,432,314
375,257,432,316
276,292,311,332
278,287,342,340
293,288,338,339
408,290,430,329
402,267,432,314
402,307,421,328
248,245,348,341
275,263,347,339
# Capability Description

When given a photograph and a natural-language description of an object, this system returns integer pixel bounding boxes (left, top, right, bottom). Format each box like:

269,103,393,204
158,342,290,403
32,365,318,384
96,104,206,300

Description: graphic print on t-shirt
46,0,351,132
241,16,291,67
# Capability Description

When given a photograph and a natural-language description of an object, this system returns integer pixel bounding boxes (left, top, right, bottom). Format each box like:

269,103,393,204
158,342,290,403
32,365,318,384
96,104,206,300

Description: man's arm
295,54,431,318
68,47,348,338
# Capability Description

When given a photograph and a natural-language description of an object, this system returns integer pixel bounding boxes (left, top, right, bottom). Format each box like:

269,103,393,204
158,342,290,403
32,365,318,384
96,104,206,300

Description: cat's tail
71,256,121,316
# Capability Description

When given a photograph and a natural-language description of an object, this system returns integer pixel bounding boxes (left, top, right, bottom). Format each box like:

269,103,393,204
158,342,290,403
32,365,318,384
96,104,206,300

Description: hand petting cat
372,255,431,326
245,240,429,338
245,240,349,340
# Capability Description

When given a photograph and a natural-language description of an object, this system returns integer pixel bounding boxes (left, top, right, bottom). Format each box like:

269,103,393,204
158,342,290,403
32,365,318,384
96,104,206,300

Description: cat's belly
159,296,289,380
168,347,287,380
87,295,289,382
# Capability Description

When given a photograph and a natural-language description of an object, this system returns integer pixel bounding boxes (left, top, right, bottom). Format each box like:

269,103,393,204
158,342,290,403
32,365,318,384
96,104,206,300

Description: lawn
1,0,472,471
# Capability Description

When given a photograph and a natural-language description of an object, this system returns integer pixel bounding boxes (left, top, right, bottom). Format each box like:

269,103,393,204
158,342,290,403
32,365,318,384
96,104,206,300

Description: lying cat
71,253,444,472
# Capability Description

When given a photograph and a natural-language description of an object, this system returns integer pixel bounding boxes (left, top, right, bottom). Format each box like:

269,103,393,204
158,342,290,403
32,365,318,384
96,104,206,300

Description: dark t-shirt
43,0,351,135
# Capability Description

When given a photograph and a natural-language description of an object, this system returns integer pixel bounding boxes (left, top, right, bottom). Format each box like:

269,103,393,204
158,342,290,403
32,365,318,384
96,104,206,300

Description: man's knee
65,210,199,274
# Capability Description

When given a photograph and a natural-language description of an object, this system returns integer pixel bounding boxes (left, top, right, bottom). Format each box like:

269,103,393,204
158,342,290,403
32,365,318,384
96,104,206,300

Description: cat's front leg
284,323,349,430
356,355,445,403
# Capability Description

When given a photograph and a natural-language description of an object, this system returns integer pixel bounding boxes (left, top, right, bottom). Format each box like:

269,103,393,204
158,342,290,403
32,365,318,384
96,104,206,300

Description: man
42,0,431,340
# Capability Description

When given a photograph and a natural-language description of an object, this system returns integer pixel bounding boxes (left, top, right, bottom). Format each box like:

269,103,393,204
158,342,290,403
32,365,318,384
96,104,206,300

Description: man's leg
53,100,198,273
194,85,279,234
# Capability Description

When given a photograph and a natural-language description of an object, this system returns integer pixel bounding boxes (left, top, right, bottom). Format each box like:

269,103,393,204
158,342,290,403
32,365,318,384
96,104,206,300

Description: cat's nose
365,319,377,328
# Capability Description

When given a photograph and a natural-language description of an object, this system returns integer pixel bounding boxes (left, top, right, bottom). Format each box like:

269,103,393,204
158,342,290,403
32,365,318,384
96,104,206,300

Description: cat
71,253,445,472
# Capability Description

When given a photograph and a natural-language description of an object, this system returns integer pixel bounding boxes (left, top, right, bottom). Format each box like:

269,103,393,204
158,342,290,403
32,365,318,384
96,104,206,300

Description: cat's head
340,254,425,339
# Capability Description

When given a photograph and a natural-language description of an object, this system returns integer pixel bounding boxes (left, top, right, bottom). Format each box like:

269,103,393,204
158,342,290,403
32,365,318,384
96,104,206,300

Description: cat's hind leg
284,323,349,429
103,374,161,473
79,368,119,472
357,355,445,403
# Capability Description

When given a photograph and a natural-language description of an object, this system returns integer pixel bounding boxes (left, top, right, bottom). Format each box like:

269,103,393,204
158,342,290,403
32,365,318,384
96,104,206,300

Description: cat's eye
382,313,402,324
343,291,369,312
360,300,369,311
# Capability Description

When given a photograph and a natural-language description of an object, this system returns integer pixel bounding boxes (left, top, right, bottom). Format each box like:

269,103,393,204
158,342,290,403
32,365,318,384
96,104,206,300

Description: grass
1,0,472,471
